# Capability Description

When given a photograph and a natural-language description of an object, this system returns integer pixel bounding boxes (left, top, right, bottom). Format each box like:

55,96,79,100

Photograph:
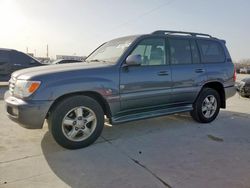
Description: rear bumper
225,85,236,99
4,91,53,129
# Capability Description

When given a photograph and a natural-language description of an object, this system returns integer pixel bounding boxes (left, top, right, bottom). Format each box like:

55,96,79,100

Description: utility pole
26,47,28,53
46,44,49,58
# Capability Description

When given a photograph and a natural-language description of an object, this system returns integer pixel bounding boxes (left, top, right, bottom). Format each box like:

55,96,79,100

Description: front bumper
238,86,250,96
4,91,53,129
225,85,236,99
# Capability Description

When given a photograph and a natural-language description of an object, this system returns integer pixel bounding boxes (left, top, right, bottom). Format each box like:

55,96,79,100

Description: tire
239,90,249,98
239,92,246,97
48,95,104,149
190,88,221,123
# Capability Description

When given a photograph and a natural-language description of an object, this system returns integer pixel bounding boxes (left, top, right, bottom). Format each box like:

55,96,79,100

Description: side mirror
125,54,142,66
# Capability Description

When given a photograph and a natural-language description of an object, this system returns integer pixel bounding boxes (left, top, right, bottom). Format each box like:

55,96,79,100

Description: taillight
233,67,236,81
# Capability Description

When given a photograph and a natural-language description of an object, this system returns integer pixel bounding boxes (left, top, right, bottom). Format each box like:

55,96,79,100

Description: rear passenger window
169,39,192,64
197,40,225,63
190,40,200,64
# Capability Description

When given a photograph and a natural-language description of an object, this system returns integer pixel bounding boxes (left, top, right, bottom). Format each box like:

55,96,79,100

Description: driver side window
130,38,166,66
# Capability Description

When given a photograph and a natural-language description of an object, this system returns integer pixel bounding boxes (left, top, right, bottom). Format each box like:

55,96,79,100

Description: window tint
197,40,225,63
169,39,192,64
0,51,9,59
190,40,200,64
0,51,10,65
130,38,166,66
12,52,38,65
13,52,27,65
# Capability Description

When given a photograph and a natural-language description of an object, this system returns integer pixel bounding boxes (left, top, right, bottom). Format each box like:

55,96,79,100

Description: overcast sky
0,0,249,60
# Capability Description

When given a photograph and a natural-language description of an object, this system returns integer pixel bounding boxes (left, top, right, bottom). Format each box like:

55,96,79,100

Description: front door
119,37,172,111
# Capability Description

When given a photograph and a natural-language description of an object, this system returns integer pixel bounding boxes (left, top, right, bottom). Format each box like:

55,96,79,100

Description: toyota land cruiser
5,30,236,149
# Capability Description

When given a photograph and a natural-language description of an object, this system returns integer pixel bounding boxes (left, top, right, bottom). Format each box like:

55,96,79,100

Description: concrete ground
0,76,250,188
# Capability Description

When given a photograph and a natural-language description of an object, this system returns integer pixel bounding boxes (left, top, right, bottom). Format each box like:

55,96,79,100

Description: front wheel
190,88,221,123
48,96,104,149
239,91,249,98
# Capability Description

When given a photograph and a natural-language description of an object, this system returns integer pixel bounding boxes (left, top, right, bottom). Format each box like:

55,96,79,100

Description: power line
106,0,176,34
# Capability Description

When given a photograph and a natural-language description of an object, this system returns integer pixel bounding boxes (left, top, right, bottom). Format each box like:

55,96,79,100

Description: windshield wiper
88,59,107,63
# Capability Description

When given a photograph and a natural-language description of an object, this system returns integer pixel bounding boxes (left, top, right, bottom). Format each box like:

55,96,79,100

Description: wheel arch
46,91,112,119
201,81,225,108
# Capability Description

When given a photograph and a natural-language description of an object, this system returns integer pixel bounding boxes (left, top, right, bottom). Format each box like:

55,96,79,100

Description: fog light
12,107,19,116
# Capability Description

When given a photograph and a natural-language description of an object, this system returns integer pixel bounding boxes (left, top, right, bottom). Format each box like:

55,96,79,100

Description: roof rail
152,30,213,38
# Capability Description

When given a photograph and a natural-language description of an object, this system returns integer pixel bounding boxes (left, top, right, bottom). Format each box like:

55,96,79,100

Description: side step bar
111,105,193,125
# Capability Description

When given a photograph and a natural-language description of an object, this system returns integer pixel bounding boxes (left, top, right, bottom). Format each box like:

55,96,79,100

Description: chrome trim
9,77,16,96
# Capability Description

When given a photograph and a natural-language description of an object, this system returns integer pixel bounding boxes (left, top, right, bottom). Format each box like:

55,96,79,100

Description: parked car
51,59,83,64
5,30,236,149
240,67,248,74
235,66,241,74
247,68,250,74
236,77,250,97
0,48,42,81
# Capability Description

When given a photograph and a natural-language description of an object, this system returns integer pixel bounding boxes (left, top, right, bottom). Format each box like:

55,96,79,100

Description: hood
242,77,250,83
12,62,113,80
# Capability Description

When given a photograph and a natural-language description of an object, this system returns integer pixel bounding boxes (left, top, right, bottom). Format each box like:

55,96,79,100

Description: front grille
9,77,16,95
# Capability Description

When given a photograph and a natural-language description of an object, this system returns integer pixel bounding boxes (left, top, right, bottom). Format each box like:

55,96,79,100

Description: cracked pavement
1,82,250,187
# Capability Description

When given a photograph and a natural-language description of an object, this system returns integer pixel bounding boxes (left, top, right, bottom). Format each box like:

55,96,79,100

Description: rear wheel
48,95,104,149
190,88,221,123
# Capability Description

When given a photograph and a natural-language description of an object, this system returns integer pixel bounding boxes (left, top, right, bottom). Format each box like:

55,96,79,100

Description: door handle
157,71,169,76
195,68,205,73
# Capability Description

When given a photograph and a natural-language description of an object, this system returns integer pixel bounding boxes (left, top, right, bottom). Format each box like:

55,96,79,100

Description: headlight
13,80,41,98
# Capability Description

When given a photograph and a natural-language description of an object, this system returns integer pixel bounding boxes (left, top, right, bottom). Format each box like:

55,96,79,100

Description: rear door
119,37,172,111
196,39,229,85
169,37,206,104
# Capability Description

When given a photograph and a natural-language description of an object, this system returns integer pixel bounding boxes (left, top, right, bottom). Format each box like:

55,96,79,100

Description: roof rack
152,30,213,38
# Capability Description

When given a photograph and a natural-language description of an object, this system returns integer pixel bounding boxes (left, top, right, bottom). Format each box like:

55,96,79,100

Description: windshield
52,59,62,64
86,36,138,64
51,59,63,64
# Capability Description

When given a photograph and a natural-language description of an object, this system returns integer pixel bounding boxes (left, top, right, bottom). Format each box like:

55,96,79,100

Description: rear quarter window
197,39,225,63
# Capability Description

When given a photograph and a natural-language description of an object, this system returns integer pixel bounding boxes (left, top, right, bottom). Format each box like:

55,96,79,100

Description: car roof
0,48,15,52
127,30,222,42
112,31,222,43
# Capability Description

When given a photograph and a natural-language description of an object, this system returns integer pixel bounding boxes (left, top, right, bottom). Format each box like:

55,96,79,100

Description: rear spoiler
220,39,226,44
